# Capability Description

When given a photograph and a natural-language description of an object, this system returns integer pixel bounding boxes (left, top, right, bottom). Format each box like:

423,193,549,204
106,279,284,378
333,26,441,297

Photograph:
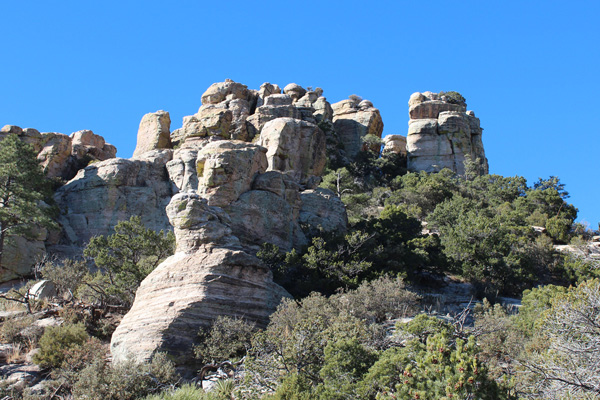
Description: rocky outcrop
133,111,172,157
382,135,407,155
53,150,174,249
258,118,326,188
332,97,384,158
406,92,488,175
196,141,268,207
0,125,116,180
110,193,290,369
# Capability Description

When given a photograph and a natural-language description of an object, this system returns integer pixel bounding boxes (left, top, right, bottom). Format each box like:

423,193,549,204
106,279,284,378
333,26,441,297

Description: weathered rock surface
1,125,116,180
299,188,348,237
196,141,268,207
53,151,174,248
133,111,172,157
0,235,46,282
332,97,384,158
258,118,326,188
406,92,488,175
383,134,407,155
110,193,290,368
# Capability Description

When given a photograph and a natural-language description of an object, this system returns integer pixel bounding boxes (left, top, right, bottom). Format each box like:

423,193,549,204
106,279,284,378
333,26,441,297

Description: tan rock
226,190,307,251
110,192,290,368
408,100,465,120
257,82,282,107
37,133,72,178
332,99,384,158
53,152,174,247
196,141,268,207
299,188,348,237
258,118,326,187
283,83,306,102
201,79,249,105
382,135,407,155
0,235,45,282
133,111,172,157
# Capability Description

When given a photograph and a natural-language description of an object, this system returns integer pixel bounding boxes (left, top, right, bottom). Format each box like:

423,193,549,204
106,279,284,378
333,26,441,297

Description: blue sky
2,1,599,226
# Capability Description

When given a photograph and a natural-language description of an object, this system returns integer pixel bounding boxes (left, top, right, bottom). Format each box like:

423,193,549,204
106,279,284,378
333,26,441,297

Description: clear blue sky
2,1,599,227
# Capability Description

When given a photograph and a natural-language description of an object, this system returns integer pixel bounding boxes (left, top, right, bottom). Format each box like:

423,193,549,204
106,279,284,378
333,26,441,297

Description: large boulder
299,188,348,237
332,98,384,159
110,192,290,369
226,190,306,251
0,235,46,282
258,118,326,188
406,92,488,174
133,111,172,157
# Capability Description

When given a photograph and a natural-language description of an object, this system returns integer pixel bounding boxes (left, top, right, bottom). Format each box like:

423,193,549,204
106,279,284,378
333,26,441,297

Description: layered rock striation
405,92,488,175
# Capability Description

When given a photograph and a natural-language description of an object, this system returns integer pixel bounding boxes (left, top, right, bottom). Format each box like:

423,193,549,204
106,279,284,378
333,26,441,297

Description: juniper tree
0,134,54,274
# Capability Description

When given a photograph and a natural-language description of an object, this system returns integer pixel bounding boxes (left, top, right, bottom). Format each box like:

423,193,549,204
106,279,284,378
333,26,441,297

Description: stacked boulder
42,79,349,369
405,92,488,175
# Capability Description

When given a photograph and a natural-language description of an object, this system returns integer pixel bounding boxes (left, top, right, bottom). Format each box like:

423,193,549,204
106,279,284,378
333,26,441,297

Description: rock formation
77,79,348,369
382,135,407,155
0,125,116,180
0,125,116,279
331,97,384,158
404,92,488,175
3,80,491,371
133,111,171,157
110,193,290,369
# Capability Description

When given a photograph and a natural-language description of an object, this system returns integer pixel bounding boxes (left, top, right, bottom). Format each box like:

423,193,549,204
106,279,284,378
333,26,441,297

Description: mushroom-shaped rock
258,118,326,188
133,111,172,157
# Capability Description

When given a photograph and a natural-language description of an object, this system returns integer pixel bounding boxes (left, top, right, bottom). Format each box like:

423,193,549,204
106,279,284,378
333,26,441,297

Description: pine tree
0,134,54,273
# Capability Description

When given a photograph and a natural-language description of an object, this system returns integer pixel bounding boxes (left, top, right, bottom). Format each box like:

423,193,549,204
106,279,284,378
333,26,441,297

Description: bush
0,314,38,345
331,276,419,323
142,384,211,400
194,316,256,364
40,258,86,298
83,216,175,307
33,323,89,369
71,353,178,400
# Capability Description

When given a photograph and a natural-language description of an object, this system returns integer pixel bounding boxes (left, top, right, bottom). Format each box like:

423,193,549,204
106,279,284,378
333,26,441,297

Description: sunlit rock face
406,91,488,175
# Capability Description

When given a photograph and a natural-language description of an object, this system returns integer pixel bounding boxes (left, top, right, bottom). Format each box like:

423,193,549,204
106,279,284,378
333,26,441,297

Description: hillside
0,80,599,399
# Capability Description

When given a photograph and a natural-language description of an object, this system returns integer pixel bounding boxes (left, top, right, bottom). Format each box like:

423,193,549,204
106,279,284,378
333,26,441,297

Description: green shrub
396,314,452,343
142,384,209,400
33,323,89,368
40,258,86,298
0,314,38,345
83,216,175,307
194,316,256,364
71,353,178,400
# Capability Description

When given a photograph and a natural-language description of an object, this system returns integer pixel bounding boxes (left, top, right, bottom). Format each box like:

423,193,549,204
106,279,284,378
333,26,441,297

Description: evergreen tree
0,134,54,274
